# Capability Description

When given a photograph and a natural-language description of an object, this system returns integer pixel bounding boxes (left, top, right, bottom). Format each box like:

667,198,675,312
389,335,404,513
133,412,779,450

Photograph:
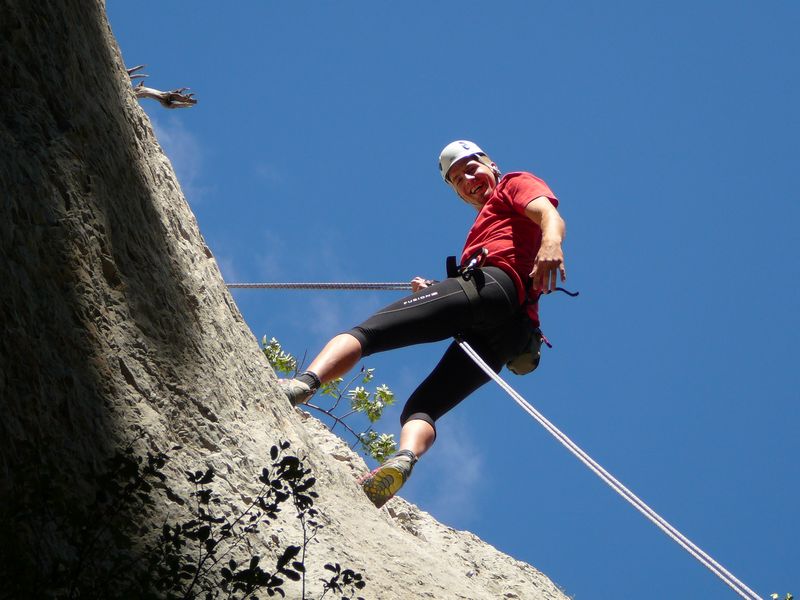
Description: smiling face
446,156,499,210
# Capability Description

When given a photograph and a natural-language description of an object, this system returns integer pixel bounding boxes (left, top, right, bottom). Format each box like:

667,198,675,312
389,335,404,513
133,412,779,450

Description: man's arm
524,196,567,293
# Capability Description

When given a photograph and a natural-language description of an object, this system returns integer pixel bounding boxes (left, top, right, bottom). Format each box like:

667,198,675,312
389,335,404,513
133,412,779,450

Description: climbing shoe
278,371,320,406
278,378,315,406
360,449,417,508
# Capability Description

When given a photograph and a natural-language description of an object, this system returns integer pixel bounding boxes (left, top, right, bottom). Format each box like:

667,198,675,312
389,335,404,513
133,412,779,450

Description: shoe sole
361,465,406,508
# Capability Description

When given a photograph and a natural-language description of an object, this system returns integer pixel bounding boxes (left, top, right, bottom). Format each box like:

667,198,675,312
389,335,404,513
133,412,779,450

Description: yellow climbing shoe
360,450,417,508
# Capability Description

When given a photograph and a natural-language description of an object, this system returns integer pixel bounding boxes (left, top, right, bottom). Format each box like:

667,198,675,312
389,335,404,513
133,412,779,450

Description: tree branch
127,65,197,109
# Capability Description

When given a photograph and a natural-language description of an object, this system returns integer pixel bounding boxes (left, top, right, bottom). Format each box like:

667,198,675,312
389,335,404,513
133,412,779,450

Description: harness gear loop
461,247,489,281
445,247,488,279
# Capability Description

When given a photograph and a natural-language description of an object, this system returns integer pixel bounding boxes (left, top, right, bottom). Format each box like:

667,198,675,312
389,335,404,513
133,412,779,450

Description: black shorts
346,267,532,434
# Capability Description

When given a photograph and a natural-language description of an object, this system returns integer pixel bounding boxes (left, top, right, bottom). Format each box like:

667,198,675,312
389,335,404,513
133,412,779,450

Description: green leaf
361,368,375,383
320,377,344,397
263,337,297,374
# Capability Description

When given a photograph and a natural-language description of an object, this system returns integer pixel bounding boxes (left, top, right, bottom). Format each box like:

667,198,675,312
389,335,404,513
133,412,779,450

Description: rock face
0,2,568,598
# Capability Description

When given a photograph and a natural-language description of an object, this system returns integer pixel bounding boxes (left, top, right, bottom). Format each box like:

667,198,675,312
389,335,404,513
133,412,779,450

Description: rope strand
456,339,761,600
226,282,413,290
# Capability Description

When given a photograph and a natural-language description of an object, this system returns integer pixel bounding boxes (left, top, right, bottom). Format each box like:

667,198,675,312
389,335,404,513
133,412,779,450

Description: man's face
447,157,498,210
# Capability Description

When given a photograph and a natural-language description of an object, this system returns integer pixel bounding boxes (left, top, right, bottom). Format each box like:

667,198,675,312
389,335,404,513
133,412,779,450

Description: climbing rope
227,282,413,291
226,281,583,297
456,339,761,600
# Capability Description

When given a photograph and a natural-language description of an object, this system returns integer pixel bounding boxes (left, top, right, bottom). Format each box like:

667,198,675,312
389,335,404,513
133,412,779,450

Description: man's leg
399,337,503,430
399,418,436,458
307,333,362,382
358,418,432,506
361,337,504,507
279,278,472,406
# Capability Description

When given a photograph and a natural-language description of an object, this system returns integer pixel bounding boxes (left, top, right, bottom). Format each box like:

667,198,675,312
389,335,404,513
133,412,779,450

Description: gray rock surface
0,1,569,598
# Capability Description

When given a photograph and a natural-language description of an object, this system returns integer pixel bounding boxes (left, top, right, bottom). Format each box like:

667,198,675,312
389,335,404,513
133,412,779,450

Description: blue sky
108,3,798,598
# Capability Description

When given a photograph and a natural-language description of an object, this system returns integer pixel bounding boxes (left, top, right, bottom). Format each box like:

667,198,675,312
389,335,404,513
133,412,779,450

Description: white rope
226,282,412,291
456,339,761,600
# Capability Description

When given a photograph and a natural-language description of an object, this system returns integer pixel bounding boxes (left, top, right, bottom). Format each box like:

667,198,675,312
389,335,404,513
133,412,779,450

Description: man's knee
400,411,437,439
343,327,370,356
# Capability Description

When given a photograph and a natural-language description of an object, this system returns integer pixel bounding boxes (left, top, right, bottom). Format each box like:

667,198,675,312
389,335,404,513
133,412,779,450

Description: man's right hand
411,277,434,292
530,240,567,294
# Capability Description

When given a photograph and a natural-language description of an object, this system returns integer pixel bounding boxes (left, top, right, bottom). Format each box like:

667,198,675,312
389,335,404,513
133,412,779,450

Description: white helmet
438,140,486,182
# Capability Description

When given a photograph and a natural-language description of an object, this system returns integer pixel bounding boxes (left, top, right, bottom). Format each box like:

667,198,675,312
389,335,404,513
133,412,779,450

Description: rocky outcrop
0,1,567,598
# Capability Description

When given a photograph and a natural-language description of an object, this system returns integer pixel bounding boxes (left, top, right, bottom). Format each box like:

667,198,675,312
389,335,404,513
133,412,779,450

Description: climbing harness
227,276,759,598
456,338,761,600
444,248,573,375
453,247,490,281
445,248,489,323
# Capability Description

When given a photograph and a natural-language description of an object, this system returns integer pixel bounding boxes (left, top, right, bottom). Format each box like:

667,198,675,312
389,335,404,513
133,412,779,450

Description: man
279,140,566,507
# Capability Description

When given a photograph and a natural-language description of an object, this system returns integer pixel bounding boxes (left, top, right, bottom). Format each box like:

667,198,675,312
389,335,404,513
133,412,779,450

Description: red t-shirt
460,171,558,325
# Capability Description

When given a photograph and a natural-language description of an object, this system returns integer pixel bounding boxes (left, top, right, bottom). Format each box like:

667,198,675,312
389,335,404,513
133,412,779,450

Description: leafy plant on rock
263,337,397,463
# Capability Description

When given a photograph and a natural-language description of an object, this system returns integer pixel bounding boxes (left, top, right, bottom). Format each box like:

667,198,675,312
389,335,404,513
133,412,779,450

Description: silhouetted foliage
10,439,366,599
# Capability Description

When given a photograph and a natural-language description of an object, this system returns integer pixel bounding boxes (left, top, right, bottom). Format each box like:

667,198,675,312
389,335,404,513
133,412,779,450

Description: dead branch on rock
127,64,197,109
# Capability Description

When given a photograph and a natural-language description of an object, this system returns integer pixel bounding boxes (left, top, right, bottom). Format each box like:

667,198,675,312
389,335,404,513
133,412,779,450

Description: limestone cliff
0,2,568,598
